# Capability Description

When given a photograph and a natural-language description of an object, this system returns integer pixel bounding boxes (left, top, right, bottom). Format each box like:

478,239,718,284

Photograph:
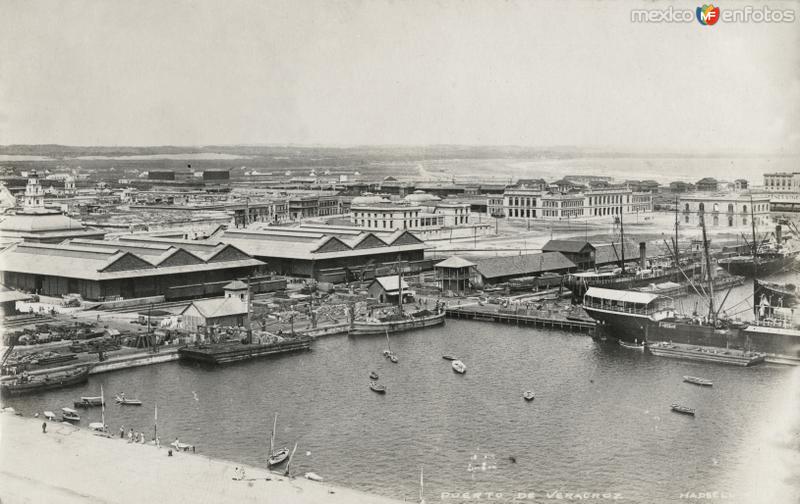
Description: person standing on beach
128,429,134,442
42,422,47,433
120,426,124,438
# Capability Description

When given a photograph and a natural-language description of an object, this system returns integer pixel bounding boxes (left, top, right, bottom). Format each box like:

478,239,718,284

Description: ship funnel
639,242,646,269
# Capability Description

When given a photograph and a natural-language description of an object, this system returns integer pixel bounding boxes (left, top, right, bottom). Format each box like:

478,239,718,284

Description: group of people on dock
121,426,152,445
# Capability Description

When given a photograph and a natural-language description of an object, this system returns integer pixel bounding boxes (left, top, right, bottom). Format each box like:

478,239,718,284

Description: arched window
713,203,719,212
742,205,747,214
684,203,690,211
728,204,734,213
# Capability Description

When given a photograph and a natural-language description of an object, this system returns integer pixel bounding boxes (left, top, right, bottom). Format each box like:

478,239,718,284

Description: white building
350,191,489,239
503,185,653,220
678,192,770,228
763,172,800,193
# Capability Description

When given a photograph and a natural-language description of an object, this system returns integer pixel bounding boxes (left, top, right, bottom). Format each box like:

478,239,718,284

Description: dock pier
445,307,595,333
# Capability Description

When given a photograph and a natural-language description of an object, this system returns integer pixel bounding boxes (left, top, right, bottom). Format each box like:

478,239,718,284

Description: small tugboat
369,381,387,394
451,360,466,374
670,404,695,416
61,407,80,422
442,355,457,361
683,376,713,387
115,394,143,406
369,371,379,380
523,391,535,401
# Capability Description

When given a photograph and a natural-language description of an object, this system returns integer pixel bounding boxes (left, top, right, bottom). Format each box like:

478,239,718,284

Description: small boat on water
267,413,289,467
74,396,104,408
369,371,379,380
442,355,457,361
305,472,324,482
683,376,713,387
670,404,696,416
115,394,142,406
61,407,80,422
44,411,57,421
369,381,387,393
389,354,398,363
451,360,466,374
523,391,535,401
618,340,645,351
171,440,193,451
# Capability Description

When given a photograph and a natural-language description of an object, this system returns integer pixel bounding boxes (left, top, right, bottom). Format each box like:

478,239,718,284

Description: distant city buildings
502,185,653,221
678,192,771,227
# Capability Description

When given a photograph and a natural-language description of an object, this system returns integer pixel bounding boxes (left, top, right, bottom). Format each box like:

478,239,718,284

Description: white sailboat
267,413,289,467
383,328,398,363
89,385,107,433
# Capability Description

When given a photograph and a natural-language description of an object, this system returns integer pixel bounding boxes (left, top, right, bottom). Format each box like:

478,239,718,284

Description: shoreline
0,412,404,504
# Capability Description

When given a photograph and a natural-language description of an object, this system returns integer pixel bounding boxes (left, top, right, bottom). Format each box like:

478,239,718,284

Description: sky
1,0,799,152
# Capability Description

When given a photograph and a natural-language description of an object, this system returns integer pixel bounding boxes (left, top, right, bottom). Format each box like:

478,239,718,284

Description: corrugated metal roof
541,240,594,254
372,276,409,293
434,256,476,269
182,297,247,319
594,242,641,265
475,252,575,280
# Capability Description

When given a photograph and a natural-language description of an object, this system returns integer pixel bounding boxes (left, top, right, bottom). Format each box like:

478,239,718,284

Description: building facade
679,192,771,227
764,172,800,193
503,186,653,220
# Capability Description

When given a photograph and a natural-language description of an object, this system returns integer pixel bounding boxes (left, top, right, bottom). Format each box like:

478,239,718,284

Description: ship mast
700,213,716,325
750,195,759,319
674,195,680,264
397,255,403,314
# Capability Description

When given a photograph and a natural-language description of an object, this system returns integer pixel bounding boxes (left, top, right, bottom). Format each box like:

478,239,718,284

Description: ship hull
349,312,446,336
646,343,764,367
178,338,312,365
719,254,798,278
0,367,90,396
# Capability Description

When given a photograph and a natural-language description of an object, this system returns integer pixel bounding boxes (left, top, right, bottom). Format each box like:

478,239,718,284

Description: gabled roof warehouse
475,252,577,283
0,239,265,301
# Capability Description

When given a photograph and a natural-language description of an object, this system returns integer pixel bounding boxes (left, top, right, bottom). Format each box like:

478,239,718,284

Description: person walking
42,422,47,434
119,426,125,438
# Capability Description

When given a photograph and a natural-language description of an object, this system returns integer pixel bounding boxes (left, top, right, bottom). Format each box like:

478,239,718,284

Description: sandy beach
0,412,404,504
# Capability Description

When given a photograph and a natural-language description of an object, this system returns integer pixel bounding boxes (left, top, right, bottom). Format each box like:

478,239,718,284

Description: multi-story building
503,185,653,220
318,194,341,217
487,196,504,217
679,192,770,228
764,172,800,193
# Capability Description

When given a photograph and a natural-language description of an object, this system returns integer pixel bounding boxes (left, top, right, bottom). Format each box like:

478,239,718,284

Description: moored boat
647,342,765,367
369,371,379,380
88,422,106,432
74,396,104,408
115,394,143,406
618,340,645,351
267,413,289,467
523,391,535,401
683,375,713,387
670,404,695,416
369,381,387,393
0,367,90,396
349,309,446,336
44,410,57,421
442,355,457,361
451,360,466,374
61,407,80,422
305,472,324,482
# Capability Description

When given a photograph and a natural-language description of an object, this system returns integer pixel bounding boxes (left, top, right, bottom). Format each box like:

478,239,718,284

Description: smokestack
639,242,646,269
776,224,782,244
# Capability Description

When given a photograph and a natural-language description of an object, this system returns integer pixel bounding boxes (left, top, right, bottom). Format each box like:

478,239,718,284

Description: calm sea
4,316,799,504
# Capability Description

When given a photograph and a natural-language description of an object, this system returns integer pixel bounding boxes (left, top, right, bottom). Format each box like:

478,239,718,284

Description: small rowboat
388,354,398,363
451,360,466,374
115,395,143,406
369,381,386,394
523,391,535,401
44,411,57,421
170,440,193,451
268,447,290,466
442,355,457,361
618,340,645,351
88,422,106,432
61,407,80,422
369,371,379,380
683,376,713,387
670,404,695,416
305,472,324,482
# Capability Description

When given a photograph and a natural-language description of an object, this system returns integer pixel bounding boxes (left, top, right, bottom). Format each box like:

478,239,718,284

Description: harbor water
3,318,799,503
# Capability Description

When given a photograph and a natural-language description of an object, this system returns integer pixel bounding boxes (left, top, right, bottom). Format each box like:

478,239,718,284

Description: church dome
0,209,86,233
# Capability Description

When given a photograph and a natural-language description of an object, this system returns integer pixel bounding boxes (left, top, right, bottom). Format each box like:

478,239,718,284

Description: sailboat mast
285,442,298,477
419,465,425,504
154,402,158,444
100,385,105,432
397,255,403,314
700,213,716,324
269,412,277,456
